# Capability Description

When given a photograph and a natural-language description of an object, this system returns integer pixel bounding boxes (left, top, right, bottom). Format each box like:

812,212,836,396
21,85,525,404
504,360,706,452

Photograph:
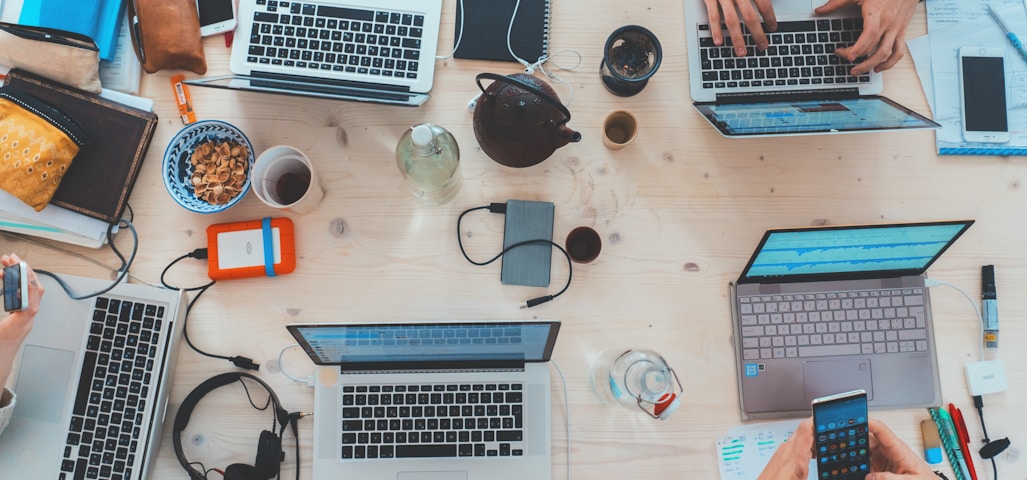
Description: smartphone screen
3,263,26,312
197,0,236,35
813,390,869,480
960,52,1008,140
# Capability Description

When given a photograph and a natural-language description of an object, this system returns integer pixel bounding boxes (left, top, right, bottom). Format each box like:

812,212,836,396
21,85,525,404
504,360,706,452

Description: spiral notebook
453,0,550,63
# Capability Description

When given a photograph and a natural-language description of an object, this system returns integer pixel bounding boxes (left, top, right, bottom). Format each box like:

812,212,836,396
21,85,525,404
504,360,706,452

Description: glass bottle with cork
395,123,461,206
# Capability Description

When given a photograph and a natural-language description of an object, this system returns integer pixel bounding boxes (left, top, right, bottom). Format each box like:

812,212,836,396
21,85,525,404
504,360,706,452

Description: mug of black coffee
251,145,324,213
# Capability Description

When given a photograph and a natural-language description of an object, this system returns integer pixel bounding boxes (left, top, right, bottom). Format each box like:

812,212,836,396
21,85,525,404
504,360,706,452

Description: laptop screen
738,220,974,283
694,96,940,137
288,321,560,366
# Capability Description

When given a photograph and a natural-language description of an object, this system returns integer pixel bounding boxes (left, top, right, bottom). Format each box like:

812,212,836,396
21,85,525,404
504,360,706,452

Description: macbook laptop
728,220,974,420
683,0,939,136
287,321,560,480
0,272,187,479
185,0,443,106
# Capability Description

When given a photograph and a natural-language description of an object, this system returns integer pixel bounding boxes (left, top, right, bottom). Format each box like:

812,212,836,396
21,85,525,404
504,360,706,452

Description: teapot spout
559,126,582,146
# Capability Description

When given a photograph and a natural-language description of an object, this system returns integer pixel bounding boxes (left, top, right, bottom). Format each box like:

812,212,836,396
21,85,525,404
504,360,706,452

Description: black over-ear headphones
173,372,299,480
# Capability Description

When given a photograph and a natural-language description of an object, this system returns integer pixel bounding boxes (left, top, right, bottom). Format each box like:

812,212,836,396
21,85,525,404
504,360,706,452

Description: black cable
36,218,139,300
161,249,259,370
456,203,573,308
973,395,1010,480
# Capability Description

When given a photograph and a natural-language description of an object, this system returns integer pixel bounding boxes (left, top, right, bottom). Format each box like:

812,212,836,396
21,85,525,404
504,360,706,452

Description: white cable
435,0,465,60
926,279,985,361
550,359,571,480
278,343,315,386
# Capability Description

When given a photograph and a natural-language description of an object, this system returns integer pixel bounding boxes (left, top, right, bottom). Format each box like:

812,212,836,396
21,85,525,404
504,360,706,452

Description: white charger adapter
964,358,1009,396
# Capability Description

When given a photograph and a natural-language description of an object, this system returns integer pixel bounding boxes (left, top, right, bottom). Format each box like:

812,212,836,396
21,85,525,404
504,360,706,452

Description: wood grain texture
3,1,1026,479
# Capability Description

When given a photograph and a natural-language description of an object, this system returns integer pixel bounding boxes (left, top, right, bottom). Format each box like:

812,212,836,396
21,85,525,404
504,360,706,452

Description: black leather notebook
453,0,550,63
4,69,157,224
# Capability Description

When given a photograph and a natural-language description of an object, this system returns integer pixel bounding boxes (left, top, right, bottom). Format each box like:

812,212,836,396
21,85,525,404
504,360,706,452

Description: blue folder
18,0,124,62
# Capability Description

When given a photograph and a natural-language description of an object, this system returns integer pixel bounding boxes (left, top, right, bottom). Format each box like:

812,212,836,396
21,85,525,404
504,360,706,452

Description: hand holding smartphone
812,389,869,480
2,262,28,312
197,0,237,37
959,46,1010,144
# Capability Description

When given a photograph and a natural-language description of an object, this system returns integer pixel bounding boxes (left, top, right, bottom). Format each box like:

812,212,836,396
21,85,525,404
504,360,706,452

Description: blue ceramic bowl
162,120,255,213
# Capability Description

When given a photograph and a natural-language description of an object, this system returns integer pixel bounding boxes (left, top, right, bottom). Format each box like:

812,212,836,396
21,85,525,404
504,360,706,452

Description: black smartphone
812,389,870,480
958,46,1010,144
3,262,28,312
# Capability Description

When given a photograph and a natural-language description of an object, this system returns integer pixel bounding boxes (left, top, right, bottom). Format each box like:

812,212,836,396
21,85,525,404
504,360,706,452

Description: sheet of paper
928,3,1027,154
907,35,934,114
927,0,1026,31
98,11,142,94
0,190,113,248
717,419,816,480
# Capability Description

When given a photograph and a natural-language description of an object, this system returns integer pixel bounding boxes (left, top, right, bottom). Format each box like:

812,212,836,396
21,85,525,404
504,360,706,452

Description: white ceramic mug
251,145,324,213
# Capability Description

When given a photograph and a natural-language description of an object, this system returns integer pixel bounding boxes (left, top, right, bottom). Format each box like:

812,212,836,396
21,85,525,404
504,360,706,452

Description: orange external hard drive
206,217,296,280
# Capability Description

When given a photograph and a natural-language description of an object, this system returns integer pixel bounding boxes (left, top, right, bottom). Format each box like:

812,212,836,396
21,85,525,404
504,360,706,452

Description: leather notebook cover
453,0,550,63
4,69,157,224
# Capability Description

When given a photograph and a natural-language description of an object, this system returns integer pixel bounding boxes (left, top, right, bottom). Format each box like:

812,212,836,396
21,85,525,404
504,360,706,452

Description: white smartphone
958,46,1010,144
812,389,870,480
197,0,237,37
3,262,28,312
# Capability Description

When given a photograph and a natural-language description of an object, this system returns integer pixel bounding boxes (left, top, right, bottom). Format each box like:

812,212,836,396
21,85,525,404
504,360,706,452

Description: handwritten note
717,419,816,480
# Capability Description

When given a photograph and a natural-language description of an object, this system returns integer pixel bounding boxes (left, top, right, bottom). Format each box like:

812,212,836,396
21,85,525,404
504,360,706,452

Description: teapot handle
475,73,571,125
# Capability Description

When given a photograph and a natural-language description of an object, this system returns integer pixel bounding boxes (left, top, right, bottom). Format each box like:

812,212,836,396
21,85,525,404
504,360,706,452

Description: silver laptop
0,273,186,479
287,321,560,480
728,221,974,420
683,0,939,136
186,0,443,106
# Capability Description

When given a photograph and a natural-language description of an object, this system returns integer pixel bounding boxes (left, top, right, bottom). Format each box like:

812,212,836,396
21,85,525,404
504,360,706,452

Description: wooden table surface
4,1,1026,479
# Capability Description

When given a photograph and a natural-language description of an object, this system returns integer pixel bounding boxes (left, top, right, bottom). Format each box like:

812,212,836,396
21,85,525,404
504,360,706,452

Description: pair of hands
0,254,44,389
758,418,937,480
703,0,919,76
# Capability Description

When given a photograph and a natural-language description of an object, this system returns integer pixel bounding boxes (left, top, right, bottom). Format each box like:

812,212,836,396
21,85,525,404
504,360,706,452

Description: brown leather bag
128,0,207,74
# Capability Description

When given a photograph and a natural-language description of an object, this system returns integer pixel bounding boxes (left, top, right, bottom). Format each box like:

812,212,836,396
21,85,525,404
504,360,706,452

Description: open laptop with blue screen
683,0,939,136
728,221,973,420
287,321,560,480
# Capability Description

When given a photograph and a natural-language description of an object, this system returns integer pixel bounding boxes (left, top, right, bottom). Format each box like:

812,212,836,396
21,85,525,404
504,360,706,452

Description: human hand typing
815,0,919,76
702,0,778,57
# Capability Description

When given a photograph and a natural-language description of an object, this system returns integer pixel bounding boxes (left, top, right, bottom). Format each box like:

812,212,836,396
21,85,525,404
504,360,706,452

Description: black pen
982,265,998,349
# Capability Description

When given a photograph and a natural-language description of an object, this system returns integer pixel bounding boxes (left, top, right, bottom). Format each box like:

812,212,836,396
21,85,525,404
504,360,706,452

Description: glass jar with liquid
395,123,461,206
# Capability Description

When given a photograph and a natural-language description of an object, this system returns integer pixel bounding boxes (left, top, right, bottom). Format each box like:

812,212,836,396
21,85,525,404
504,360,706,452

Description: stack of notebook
0,70,157,247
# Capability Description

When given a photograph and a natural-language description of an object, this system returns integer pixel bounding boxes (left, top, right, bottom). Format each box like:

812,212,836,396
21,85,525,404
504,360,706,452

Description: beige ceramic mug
602,110,638,150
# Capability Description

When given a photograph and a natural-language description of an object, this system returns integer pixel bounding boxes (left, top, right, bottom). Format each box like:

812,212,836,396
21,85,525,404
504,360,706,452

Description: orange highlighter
171,74,196,124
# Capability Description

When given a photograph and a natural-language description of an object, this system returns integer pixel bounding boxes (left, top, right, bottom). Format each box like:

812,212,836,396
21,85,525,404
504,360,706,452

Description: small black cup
600,25,663,97
566,226,602,263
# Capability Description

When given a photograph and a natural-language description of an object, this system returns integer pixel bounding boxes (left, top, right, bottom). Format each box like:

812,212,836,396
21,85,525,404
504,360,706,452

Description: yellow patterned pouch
0,86,86,211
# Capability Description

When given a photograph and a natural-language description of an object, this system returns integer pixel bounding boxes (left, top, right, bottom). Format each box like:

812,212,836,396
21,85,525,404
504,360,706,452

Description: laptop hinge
251,70,412,93
715,87,860,105
339,360,526,374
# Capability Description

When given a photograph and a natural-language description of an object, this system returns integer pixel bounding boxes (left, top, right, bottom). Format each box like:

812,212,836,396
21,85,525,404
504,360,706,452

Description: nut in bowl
163,120,255,213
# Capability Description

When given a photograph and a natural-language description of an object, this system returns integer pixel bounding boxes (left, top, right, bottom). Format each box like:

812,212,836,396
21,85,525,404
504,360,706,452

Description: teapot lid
475,73,572,125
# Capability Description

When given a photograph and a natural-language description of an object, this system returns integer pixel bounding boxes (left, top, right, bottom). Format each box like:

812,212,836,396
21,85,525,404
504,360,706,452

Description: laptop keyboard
60,296,166,480
341,383,525,460
697,19,872,90
739,288,928,360
247,0,425,79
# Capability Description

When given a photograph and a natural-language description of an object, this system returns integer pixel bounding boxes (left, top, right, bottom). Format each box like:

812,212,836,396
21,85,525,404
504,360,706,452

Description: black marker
982,265,998,349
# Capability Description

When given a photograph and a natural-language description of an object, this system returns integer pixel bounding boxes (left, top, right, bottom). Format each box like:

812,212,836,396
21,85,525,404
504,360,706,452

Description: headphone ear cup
223,463,260,480
253,430,282,479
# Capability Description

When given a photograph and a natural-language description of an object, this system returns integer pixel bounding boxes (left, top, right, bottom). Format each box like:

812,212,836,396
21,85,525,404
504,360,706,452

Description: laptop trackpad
398,472,467,480
14,346,76,424
802,358,873,404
